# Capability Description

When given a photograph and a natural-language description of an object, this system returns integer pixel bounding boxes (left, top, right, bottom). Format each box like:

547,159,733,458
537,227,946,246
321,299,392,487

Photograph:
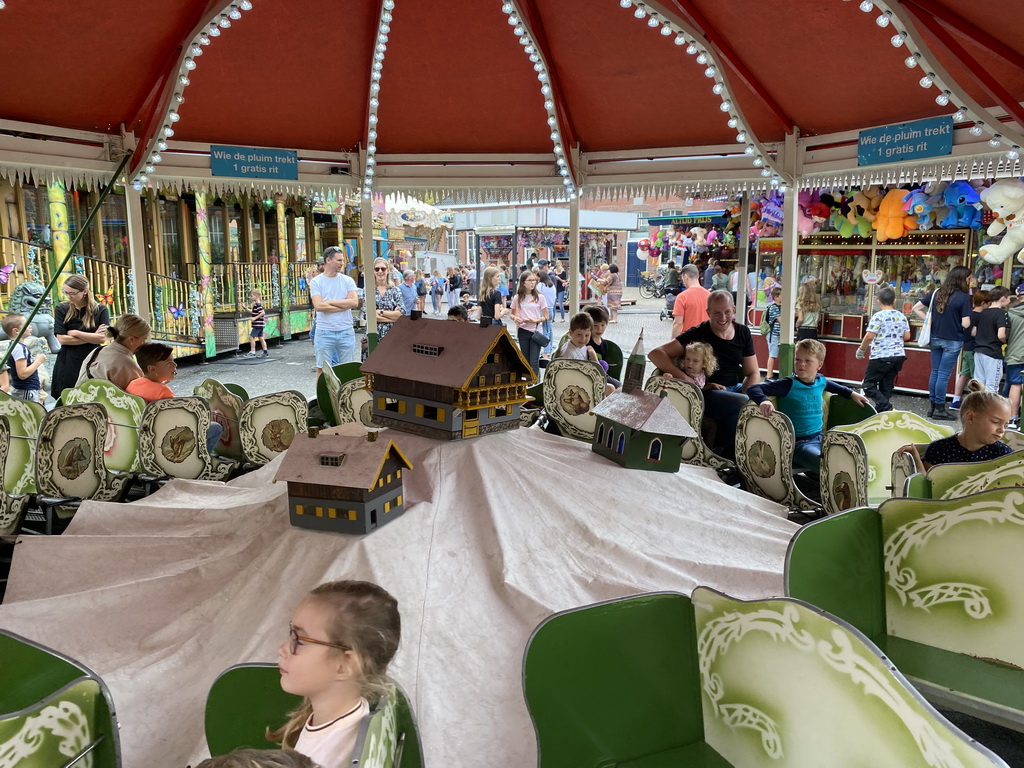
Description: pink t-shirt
510,293,548,331
676,370,706,389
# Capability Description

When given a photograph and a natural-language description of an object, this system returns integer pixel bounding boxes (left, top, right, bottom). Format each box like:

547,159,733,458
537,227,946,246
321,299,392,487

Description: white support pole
124,186,151,320
362,194,378,345
569,194,580,317
780,186,800,376
736,191,751,325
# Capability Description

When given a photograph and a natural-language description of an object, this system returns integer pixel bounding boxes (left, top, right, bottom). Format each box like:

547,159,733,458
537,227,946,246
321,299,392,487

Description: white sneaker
244,351,257,358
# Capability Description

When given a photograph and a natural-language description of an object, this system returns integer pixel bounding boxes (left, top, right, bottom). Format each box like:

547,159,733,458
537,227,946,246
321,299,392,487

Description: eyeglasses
63,289,83,297
288,625,350,655
373,266,389,272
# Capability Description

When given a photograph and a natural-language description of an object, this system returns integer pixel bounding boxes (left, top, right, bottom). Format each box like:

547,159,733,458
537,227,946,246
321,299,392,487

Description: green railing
147,272,200,342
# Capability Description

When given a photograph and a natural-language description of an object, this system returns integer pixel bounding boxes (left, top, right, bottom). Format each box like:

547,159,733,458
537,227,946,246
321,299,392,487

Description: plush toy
796,190,817,237
758,191,785,226
873,188,918,242
706,227,719,246
692,227,708,251
901,188,941,231
979,179,1024,264
849,185,884,224
940,180,984,229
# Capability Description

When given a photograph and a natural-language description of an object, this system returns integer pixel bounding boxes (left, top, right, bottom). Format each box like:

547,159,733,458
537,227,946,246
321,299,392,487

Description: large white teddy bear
979,179,1024,264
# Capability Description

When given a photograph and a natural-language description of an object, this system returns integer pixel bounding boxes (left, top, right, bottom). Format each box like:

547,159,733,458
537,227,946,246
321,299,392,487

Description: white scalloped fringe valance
0,164,113,191
582,181,776,201
800,155,1023,190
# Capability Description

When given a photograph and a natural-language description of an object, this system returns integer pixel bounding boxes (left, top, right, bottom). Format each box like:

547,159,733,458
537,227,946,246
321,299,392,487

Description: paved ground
170,288,940,424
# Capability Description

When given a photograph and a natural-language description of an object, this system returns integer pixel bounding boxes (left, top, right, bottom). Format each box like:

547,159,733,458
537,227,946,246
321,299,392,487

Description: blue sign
210,145,299,179
858,116,953,167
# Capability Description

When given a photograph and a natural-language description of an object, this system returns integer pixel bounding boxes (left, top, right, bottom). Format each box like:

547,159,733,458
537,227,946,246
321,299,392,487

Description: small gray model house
361,315,536,440
591,331,696,473
273,428,413,534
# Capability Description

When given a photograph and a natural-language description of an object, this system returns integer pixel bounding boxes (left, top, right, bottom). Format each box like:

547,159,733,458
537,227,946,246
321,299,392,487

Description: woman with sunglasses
370,258,405,341
52,274,109,402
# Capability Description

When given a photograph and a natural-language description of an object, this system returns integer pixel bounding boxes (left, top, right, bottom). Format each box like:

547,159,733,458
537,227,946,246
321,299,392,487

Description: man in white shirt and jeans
310,246,359,376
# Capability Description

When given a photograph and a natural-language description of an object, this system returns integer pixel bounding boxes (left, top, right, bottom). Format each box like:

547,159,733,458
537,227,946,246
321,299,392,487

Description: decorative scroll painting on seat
62,379,145,474
140,397,233,481
36,402,127,504
691,586,1007,767
542,359,606,441
735,403,818,513
238,391,307,465
194,379,244,460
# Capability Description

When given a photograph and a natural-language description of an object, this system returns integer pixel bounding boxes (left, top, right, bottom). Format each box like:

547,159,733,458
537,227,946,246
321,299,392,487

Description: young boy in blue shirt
747,338,870,470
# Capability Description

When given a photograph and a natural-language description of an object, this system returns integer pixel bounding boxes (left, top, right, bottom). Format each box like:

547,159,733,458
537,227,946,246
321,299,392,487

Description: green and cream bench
787,487,1024,732
734,402,820,515
523,587,1007,767
61,379,145,475
897,450,1024,499
0,395,44,535
0,629,121,766
820,410,954,516
194,379,245,460
205,663,423,767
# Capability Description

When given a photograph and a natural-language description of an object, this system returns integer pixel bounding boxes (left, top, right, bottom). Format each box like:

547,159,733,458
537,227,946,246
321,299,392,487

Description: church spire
621,329,646,394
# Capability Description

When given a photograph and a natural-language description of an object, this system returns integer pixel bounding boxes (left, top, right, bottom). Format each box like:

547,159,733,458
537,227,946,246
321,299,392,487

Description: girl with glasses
52,274,109,402
271,581,401,768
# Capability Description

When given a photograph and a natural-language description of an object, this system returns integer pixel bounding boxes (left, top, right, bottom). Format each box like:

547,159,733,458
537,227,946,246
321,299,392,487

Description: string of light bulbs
617,0,786,185
845,0,1020,162
499,1,578,201
132,1,254,190
361,0,394,201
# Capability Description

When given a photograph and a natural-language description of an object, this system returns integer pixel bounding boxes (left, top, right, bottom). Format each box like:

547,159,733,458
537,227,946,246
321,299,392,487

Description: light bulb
184,57,196,70
534,63,543,72
368,143,376,153
761,168,772,177
229,6,242,20
218,15,231,27
503,2,515,11
952,109,966,121
138,174,149,183
519,36,529,45
369,97,379,108
366,157,375,165
530,54,540,63
371,71,381,81
370,83,380,94
704,66,717,78
541,85,552,95
168,111,180,122
727,117,738,128
150,153,161,163
859,0,873,11
736,132,746,142
550,131,560,141
369,130,377,139
648,16,660,28
918,74,933,88
538,72,548,82
174,93,185,103
369,114,378,124
989,136,1002,147
145,164,155,173
376,42,386,52
507,14,519,25
557,157,567,166
382,11,392,22
162,126,174,138
514,25,524,35
660,24,673,35
696,52,707,64
904,54,918,68
686,43,697,55
547,116,557,126
719,100,731,111
543,99,554,109
935,92,949,106
208,25,220,37
753,156,764,166
744,145,756,156
554,145,563,154
712,83,724,94
366,168,374,176
372,61,382,71
674,34,686,45
619,0,631,6
383,0,395,9
559,168,569,177
240,0,252,9
890,33,904,47
969,124,984,136
633,7,645,18
199,33,210,45
157,140,168,151
875,12,890,27
1007,148,1020,161
132,179,144,191
178,75,190,86
525,46,535,55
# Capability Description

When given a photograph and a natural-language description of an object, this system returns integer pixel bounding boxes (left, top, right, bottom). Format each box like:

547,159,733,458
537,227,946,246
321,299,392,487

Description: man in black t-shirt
649,291,760,458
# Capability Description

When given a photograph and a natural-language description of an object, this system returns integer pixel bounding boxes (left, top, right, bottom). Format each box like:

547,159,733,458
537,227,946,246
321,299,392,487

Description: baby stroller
659,287,680,321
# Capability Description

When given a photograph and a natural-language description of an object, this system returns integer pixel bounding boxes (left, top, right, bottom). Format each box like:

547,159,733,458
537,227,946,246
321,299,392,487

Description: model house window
487,352,501,364
421,404,438,420
494,405,508,417
606,429,614,449
319,453,345,467
396,469,402,479
616,434,625,455
597,423,605,444
386,473,392,484
648,439,662,461
412,344,443,356
415,404,424,418
478,375,486,386
436,408,446,421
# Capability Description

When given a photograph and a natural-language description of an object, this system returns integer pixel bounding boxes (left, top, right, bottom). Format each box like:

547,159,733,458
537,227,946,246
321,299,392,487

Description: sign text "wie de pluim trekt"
210,145,299,180
857,116,953,167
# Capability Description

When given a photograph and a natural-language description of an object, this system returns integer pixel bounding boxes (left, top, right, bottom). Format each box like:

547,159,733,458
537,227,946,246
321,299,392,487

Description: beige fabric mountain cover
0,427,793,766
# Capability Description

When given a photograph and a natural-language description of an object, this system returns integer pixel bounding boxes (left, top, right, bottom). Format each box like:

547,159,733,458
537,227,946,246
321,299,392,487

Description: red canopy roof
1,0,1021,193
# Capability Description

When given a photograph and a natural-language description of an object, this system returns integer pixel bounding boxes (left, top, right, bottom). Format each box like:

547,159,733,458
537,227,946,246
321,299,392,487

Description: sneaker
244,352,257,358
260,351,269,358
1009,419,1020,431
949,398,961,410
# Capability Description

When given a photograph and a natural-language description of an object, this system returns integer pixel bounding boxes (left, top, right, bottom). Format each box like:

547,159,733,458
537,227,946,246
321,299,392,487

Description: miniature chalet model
360,315,536,440
273,427,413,534
590,330,696,473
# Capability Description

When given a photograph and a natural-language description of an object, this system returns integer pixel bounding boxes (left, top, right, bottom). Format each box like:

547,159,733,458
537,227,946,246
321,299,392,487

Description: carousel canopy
0,0,1022,199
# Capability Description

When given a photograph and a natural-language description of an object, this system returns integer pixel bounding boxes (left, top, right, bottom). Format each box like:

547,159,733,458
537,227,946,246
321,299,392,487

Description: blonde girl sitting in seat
271,581,401,768
899,391,1013,474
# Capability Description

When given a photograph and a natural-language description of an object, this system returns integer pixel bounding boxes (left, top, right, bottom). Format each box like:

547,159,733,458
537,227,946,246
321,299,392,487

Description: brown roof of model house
273,432,413,491
591,389,697,439
360,316,535,388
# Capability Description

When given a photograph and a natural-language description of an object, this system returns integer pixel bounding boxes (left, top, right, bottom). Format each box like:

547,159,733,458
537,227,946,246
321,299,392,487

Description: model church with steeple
589,330,696,473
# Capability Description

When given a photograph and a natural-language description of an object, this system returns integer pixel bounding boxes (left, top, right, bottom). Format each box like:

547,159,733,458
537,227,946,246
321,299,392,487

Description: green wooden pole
0,152,133,373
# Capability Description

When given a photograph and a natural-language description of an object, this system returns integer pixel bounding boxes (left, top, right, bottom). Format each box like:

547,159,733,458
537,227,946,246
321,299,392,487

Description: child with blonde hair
795,281,821,341
899,391,1013,473
271,581,401,768
674,341,717,390
193,749,316,768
